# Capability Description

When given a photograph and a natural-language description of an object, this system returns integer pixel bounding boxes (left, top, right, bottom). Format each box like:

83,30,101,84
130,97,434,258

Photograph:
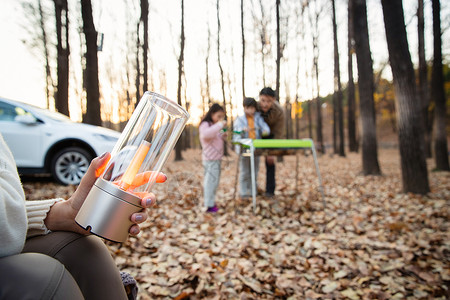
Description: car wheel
51,147,92,185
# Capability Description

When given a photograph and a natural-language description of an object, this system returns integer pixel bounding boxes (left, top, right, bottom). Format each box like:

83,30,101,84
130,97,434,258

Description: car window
0,101,36,122
34,107,71,122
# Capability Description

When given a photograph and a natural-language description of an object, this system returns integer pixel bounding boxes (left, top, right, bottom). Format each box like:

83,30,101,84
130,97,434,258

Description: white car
0,97,121,185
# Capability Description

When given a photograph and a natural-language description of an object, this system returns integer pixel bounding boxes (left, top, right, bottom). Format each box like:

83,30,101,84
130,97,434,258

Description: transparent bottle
75,92,189,242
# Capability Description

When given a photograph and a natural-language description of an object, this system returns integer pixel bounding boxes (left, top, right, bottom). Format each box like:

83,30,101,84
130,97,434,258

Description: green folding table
238,138,324,213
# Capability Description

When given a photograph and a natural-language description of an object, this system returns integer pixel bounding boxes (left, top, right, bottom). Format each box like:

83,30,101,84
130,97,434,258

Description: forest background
2,0,450,298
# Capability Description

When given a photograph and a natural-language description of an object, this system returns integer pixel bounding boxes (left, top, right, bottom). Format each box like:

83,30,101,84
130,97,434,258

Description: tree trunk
135,22,141,106
37,0,53,109
217,0,226,113
353,0,380,175
331,0,345,157
332,92,338,154
241,0,246,99
175,0,185,161
309,1,324,153
315,94,324,154
418,0,431,158
381,0,430,193
347,0,358,152
275,0,281,101
206,27,211,105
295,96,299,139
307,100,313,139
254,1,269,87
285,98,291,139
314,55,323,153
332,0,337,154
217,0,228,156
81,0,101,126
54,0,70,117
431,0,450,171
141,0,149,93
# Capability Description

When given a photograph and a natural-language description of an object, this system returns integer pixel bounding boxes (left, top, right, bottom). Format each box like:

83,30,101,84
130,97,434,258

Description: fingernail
99,152,107,159
146,197,155,207
130,227,139,235
135,214,143,222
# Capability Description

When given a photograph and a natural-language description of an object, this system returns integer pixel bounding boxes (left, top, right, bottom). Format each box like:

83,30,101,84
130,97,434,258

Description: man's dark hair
243,97,257,108
259,87,276,98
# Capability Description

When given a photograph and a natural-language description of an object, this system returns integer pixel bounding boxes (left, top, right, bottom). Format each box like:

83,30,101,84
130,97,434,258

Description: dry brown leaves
24,149,450,299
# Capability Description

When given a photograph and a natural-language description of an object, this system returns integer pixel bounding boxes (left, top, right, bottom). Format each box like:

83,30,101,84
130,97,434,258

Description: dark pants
0,232,127,300
265,157,276,195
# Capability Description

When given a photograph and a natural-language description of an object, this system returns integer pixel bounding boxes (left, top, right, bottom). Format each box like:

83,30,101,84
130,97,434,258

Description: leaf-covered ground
24,149,450,299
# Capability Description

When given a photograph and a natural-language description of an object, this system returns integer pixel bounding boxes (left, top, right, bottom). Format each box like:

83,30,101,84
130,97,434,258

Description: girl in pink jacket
199,104,226,212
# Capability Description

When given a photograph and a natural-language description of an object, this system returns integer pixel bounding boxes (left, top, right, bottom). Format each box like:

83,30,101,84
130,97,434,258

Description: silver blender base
75,178,143,243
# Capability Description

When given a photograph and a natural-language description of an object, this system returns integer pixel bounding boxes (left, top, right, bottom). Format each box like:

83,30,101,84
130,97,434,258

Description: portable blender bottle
75,92,189,242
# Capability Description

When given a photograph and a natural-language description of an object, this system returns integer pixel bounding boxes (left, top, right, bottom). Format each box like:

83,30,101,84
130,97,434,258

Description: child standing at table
233,98,270,199
199,104,227,212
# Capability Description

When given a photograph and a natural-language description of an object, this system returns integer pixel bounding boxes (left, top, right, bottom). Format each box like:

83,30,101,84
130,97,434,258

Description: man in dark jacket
257,87,285,197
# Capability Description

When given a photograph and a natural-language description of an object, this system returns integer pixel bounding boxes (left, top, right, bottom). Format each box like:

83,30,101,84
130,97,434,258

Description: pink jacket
199,121,225,161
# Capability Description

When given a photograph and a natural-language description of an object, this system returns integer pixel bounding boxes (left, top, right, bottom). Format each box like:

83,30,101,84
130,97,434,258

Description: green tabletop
240,139,314,149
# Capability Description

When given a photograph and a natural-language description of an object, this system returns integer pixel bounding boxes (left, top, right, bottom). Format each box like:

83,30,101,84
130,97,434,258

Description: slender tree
418,0,431,158
353,0,380,174
141,0,149,93
241,0,246,99
252,0,271,86
135,21,141,106
39,1,53,109
431,0,450,171
332,0,345,156
217,0,226,112
175,0,185,161
294,3,306,139
381,0,430,193
200,78,206,116
275,0,281,101
347,0,358,152
217,0,228,156
302,5,312,140
54,0,70,117
332,0,337,154
308,0,325,153
307,100,313,138
206,26,212,105
81,0,101,126
22,1,54,109
122,0,136,121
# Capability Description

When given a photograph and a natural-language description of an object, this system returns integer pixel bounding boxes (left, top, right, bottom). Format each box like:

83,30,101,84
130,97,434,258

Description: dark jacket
258,101,285,139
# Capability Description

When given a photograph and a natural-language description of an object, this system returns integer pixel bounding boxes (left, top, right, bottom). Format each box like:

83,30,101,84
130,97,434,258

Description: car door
0,101,44,168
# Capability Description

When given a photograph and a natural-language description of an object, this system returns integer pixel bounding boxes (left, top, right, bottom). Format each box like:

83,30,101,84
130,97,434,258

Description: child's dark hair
243,97,257,108
259,87,276,98
201,103,224,124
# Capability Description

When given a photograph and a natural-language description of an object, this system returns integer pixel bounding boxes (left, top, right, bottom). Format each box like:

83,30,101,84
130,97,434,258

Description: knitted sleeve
0,135,28,257
26,198,64,238
0,134,64,249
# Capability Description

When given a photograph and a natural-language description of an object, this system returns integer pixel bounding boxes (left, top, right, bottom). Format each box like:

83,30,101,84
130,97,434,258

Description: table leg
311,142,325,206
250,144,256,213
296,152,299,196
